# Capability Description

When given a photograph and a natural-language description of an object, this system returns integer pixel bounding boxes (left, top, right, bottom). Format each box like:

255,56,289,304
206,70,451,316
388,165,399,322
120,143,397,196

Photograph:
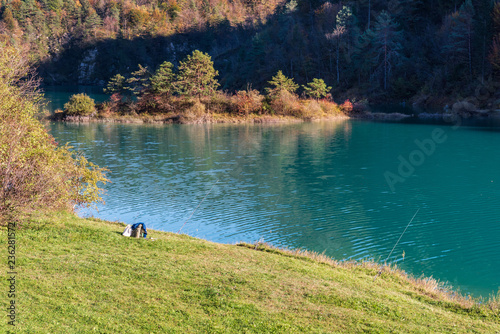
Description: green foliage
302,78,332,99
45,0,64,12
265,70,299,97
104,74,126,95
2,8,16,31
2,0,498,101
0,43,107,222
64,93,96,116
167,1,181,20
175,50,220,98
285,0,298,13
441,0,475,78
85,8,102,36
336,5,353,28
150,61,175,95
367,11,404,90
126,64,150,96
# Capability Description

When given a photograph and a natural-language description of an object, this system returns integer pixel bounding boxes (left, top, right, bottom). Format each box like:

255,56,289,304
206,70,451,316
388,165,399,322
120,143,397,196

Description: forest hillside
1,0,500,105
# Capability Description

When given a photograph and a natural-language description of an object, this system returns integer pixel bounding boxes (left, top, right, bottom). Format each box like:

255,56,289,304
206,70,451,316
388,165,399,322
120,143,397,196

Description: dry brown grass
318,99,343,115
233,89,264,115
269,90,301,116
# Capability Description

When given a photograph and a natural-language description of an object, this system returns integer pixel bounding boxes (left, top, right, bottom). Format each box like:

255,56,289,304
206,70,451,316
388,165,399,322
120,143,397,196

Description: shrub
318,100,342,115
296,99,322,119
136,93,174,114
179,100,208,123
0,43,108,223
269,90,300,115
340,99,354,113
204,91,235,114
233,89,264,115
64,93,96,116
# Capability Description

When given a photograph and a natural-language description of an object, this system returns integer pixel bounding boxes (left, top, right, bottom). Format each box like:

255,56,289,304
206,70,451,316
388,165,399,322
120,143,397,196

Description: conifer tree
265,70,299,96
150,61,175,96
2,8,16,31
326,5,358,85
368,11,403,90
441,0,475,78
85,8,102,37
126,65,150,96
175,50,219,98
489,2,500,76
104,74,126,95
302,78,331,99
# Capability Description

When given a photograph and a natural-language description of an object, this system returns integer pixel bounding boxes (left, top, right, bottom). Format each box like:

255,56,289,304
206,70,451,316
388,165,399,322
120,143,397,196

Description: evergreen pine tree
368,11,404,90
85,8,102,37
126,65,150,96
2,8,16,31
150,61,175,95
175,50,219,98
104,74,126,95
265,70,298,96
302,78,332,99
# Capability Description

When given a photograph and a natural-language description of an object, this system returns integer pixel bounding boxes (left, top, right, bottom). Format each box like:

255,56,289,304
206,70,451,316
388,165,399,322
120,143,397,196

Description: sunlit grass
1,211,499,333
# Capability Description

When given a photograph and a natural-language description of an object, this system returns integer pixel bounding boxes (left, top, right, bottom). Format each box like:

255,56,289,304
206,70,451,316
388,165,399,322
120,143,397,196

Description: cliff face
38,35,223,86
78,48,99,85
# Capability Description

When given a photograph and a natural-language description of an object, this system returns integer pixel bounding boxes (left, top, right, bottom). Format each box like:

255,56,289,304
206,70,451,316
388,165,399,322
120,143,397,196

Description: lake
42,86,109,112
47,118,500,299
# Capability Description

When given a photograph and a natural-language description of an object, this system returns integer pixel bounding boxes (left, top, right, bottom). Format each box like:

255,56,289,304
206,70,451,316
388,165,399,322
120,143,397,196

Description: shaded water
48,120,500,298
42,86,109,111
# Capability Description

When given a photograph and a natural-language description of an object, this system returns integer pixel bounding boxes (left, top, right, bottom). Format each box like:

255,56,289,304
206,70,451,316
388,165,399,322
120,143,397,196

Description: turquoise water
41,86,109,111
47,119,500,298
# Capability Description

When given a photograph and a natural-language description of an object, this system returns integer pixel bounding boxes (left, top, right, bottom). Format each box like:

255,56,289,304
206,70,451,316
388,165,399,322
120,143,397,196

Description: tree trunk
336,39,340,84
384,42,388,90
368,0,371,29
482,20,486,84
468,25,472,78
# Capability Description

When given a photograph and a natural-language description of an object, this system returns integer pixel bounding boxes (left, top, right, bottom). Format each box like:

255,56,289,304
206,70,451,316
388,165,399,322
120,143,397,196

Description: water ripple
51,121,500,298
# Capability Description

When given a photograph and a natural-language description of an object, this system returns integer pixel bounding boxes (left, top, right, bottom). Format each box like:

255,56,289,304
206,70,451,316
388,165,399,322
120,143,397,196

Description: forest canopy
1,0,500,104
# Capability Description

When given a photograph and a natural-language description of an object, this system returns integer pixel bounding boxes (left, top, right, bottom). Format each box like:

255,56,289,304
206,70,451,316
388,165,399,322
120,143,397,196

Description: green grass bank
1,212,499,333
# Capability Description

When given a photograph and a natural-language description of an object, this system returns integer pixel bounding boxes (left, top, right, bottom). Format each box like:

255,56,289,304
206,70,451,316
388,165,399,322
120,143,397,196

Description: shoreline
47,100,500,125
48,110,418,124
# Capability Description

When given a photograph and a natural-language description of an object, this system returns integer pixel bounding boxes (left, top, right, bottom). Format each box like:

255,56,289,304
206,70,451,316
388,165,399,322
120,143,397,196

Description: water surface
42,86,109,111
48,120,500,298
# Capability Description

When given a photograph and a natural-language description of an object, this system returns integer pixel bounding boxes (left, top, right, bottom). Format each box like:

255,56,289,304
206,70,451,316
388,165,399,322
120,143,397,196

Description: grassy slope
1,212,499,333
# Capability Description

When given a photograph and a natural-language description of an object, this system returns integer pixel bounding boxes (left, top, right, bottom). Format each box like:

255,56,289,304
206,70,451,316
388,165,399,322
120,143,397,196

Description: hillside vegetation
0,42,107,224
1,211,499,333
2,0,500,105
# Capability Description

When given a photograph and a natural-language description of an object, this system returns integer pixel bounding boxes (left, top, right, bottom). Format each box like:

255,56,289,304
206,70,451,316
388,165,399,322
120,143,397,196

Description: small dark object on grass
131,225,143,238
131,222,148,238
